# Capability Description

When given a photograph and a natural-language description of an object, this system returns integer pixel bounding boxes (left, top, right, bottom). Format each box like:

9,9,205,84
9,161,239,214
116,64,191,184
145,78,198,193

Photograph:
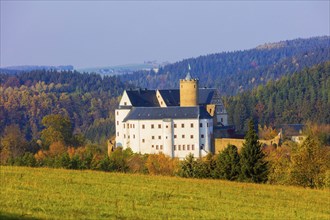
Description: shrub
48,142,67,157
108,147,132,172
127,154,148,174
146,153,179,176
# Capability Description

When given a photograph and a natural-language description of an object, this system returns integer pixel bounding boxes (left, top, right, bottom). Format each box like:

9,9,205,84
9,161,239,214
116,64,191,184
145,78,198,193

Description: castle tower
180,65,199,107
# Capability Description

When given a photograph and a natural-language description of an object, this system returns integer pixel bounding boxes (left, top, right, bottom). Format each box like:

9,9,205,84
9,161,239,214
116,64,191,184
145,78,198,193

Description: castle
115,70,228,158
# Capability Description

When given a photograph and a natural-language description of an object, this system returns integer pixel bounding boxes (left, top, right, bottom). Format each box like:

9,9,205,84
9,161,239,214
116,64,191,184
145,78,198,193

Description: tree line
1,115,329,189
0,70,130,145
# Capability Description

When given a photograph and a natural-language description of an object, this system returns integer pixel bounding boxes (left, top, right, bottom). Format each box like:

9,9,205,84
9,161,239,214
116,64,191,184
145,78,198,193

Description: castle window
194,85,196,88
116,111,118,116
116,121,119,125
124,134,126,139
201,134,204,138
152,145,154,148
152,136,155,140
158,124,161,129
130,124,133,128
174,124,177,128
142,139,145,143
174,135,177,139
158,136,161,140
192,144,195,150
156,145,159,150
133,124,135,128
117,132,119,136
142,124,145,129
133,135,135,139
200,123,203,128
151,124,154,129
207,123,209,127
160,145,163,150
174,145,176,151
191,123,194,128
178,145,181,150
166,125,169,128
183,145,185,150
124,102,127,106
181,124,184,128
187,145,190,150
128,135,130,139
221,118,223,123
182,135,185,139
123,124,125,128
191,135,194,139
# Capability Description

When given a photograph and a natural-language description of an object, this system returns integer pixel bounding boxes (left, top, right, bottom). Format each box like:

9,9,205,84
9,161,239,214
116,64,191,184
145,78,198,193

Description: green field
1,166,329,219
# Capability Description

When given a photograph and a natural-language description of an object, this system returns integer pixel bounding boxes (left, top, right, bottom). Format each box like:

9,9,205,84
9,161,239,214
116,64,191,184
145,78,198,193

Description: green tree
240,120,268,183
179,153,197,178
41,114,73,148
215,144,241,180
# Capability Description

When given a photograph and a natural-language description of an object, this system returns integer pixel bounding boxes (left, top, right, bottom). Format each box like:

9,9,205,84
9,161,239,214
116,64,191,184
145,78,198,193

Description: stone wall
214,136,280,154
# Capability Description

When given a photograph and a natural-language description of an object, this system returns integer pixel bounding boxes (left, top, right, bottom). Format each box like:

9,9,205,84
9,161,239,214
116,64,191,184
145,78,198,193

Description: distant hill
77,61,169,76
120,36,330,95
0,65,74,74
224,61,330,132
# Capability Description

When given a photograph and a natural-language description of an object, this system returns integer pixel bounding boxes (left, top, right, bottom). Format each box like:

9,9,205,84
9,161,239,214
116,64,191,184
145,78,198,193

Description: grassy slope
1,166,329,219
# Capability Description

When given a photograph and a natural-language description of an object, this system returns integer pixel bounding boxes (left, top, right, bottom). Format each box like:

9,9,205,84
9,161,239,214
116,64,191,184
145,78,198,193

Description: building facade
115,72,228,158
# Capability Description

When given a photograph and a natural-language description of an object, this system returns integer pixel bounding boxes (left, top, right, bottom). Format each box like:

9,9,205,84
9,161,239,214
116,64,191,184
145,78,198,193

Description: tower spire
185,64,192,80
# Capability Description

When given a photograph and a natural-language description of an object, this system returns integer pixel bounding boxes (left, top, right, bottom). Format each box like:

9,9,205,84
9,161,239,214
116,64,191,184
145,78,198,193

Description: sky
1,1,329,69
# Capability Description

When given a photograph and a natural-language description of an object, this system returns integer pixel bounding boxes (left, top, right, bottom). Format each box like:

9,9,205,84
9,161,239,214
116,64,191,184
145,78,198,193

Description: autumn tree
240,120,268,183
290,136,330,188
0,124,28,164
146,153,179,176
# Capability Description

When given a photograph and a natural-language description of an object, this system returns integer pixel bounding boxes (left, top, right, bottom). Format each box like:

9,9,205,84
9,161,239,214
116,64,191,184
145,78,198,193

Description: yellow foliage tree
48,142,66,157
146,153,179,176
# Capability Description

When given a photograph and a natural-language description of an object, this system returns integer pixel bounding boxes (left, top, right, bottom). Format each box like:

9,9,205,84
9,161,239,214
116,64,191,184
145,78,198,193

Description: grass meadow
1,166,329,219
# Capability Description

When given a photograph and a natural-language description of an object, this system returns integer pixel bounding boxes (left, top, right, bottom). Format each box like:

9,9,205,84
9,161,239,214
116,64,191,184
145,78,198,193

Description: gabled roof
278,124,305,136
123,106,212,121
125,89,160,107
199,88,216,105
158,89,180,106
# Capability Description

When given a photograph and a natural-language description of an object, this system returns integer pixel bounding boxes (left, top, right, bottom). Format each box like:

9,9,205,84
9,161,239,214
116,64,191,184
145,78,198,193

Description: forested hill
224,61,330,132
120,36,330,95
0,70,129,144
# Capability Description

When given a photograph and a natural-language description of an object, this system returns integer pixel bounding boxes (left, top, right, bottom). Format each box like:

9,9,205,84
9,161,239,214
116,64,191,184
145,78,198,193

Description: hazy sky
1,1,329,68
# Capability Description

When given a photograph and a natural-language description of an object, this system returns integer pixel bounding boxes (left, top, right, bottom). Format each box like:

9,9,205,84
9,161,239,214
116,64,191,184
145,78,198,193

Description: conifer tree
240,120,268,183
215,144,240,180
